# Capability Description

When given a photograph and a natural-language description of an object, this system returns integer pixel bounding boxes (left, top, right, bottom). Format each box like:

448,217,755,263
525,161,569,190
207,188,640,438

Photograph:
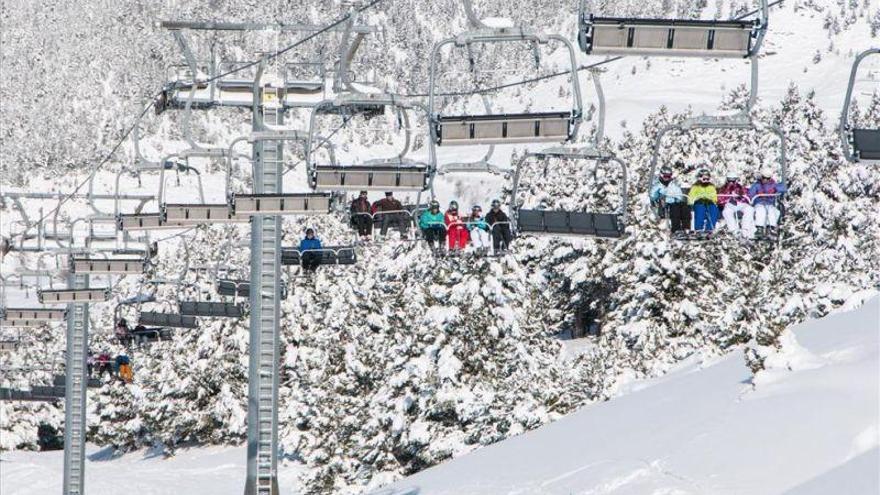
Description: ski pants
722,203,755,239
352,213,372,237
754,204,781,227
422,226,446,248
693,202,719,232
491,224,513,251
666,202,691,233
469,229,491,250
301,251,321,272
447,226,468,250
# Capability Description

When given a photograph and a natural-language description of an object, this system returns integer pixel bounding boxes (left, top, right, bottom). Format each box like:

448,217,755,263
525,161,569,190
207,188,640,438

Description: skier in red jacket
444,201,469,251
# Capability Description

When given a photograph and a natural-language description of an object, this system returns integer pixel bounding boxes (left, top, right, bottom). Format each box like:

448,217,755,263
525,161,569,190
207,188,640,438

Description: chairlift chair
306,94,434,192
38,288,111,304
428,10,584,148
840,48,880,164
138,311,199,329
578,0,768,58
178,301,244,318
510,149,629,239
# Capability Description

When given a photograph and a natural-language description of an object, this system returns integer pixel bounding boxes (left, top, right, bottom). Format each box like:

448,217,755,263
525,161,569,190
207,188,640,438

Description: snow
0,444,305,495
377,295,880,495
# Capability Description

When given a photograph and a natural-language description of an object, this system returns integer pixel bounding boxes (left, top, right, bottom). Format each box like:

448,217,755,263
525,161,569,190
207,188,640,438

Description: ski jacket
445,211,466,229
350,197,371,214
748,180,786,206
650,179,686,204
486,209,510,226
687,183,718,205
717,182,749,207
299,238,322,251
468,215,490,231
419,210,445,229
371,197,403,214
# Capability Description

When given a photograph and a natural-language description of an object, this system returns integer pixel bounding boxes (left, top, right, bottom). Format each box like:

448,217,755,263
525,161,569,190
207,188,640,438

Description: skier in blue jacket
299,228,323,271
418,200,446,251
649,165,690,233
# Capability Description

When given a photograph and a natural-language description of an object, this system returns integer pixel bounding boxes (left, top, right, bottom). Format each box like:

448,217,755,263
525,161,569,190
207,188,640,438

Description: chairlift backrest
839,48,880,164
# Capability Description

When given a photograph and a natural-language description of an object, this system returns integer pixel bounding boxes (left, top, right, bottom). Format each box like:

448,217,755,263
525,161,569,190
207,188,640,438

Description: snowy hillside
2,293,876,494
378,293,880,495
1,0,880,493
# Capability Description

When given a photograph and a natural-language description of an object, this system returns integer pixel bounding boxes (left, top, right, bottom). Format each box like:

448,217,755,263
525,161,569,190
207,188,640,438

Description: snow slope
376,294,880,495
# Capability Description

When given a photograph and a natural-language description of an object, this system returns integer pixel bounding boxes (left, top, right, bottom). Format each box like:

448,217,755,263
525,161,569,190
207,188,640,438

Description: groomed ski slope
375,294,880,495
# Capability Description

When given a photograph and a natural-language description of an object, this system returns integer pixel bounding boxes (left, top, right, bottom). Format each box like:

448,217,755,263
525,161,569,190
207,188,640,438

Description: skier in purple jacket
748,168,787,238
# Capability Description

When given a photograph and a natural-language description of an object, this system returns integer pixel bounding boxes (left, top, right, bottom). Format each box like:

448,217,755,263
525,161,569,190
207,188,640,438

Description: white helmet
760,168,774,179
725,172,738,181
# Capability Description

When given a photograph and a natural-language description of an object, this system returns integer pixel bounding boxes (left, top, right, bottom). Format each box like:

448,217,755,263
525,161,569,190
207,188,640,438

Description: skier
485,199,513,252
418,200,446,251
299,228,323,272
467,205,491,254
86,351,95,378
371,191,408,238
717,172,755,239
687,168,719,234
649,165,690,234
349,190,373,240
95,352,113,378
116,354,133,383
114,318,131,345
444,201,469,252
749,168,787,240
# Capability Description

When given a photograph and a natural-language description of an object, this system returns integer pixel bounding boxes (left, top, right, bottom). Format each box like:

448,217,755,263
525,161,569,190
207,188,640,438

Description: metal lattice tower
244,97,283,494
63,273,89,495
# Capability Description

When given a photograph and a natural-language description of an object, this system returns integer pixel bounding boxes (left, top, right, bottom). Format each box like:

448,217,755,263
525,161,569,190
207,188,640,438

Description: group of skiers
417,199,513,253
650,165,787,240
87,349,133,383
348,191,410,239
348,192,514,253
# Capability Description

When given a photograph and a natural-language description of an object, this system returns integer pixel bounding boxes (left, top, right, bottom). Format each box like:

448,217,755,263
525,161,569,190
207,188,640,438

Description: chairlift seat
71,258,146,275
0,319,46,328
231,193,332,215
216,280,251,297
285,81,323,94
179,301,243,318
162,204,249,225
280,246,357,266
312,165,429,191
138,311,198,329
581,16,758,58
38,288,110,304
3,308,66,321
852,128,880,161
517,209,624,238
435,112,575,146
118,213,189,231
0,340,18,352
53,375,102,388
131,327,174,343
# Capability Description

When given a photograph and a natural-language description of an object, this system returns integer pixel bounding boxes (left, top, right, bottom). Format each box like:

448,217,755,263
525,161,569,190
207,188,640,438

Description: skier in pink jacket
717,172,755,239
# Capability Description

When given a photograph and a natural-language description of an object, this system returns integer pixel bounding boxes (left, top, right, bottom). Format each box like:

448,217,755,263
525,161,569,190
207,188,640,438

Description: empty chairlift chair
578,0,768,59
178,301,243,318
840,48,880,164
306,95,433,192
510,150,629,239
138,311,199,329
428,22,584,148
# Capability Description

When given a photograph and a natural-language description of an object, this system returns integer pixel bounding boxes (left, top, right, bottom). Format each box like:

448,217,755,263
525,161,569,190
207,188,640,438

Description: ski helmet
698,168,711,183
760,168,773,179
491,199,501,207
305,227,315,236
472,205,482,213
725,172,738,181
430,199,440,209
659,166,673,179
449,200,458,210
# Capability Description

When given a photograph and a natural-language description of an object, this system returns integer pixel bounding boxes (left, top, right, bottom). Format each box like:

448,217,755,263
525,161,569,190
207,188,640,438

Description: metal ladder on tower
245,94,283,495
63,273,89,495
